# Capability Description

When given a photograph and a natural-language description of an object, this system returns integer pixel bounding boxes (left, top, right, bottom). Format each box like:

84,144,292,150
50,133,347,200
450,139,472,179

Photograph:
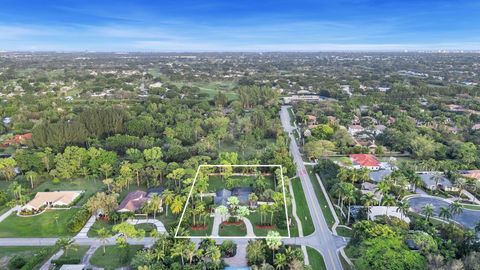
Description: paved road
407,195,480,229
280,105,345,270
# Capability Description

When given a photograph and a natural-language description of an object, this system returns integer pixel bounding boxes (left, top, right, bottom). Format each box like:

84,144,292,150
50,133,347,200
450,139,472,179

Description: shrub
9,255,26,269
67,208,91,233
51,258,81,266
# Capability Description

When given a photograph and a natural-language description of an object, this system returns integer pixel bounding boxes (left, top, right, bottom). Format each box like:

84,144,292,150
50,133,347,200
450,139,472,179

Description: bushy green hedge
67,208,91,233
20,247,56,270
51,258,81,266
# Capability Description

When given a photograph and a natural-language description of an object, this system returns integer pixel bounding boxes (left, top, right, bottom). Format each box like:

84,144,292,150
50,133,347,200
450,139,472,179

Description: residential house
418,173,457,191
59,265,86,270
214,187,253,206
24,191,83,210
306,115,317,125
117,191,148,212
1,133,33,147
348,125,364,136
350,154,381,170
369,169,393,183
459,170,480,181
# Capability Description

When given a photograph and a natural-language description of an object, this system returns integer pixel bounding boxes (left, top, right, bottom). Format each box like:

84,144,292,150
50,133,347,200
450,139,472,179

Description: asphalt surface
407,195,480,229
280,105,345,270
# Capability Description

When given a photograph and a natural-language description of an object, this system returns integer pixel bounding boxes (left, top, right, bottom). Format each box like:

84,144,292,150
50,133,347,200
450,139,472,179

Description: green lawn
336,226,353,237
291,178,315,236
90,245,143,270
0,246,47,269
88,220,158,237
53,246,89,269
207,175,275,192
188,216,214,237
305,166,336,229
218,222,247,237
0,208,81,237
461,204,480,210
248,210,296,237
306,247,326,270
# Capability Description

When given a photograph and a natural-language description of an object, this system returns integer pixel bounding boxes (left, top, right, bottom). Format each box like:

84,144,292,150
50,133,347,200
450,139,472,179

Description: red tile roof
350,154,380,167
1,133,33,147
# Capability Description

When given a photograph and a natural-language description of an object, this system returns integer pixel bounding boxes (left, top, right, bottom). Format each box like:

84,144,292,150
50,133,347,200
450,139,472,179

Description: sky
1,0,480,52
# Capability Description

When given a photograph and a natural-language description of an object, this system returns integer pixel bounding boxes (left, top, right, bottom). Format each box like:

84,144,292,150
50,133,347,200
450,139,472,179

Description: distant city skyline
1,0,480,52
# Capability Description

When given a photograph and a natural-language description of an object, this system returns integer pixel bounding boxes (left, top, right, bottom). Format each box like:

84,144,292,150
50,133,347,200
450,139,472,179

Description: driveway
407,196,480,229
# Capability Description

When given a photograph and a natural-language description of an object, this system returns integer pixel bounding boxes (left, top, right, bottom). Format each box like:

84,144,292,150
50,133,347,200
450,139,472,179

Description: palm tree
431,172,444,190
55,237,77,256
377,181,391,205
382,194,396,216
170,196,185,216
358,168,370,183
343,187,356,224
396,200,410,220
148,194,163,219
454,178,467,197
103,178,113,192
331,182,345,207
97,228,112,254
422,203,434,221
184,241,197,265
449,200,463,217
337,168,350,182
408,174,423,192
161,189,175,217
266,231,282,262
439,206,452,221
99,163,113,180
172,241,186,266
361,193,376,220
274,253,287,270
25,171,38,189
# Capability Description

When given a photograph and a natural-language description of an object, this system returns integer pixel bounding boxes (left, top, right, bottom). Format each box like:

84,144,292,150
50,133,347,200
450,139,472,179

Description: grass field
88,220,157,237
90,245,143,270
461,204,480,210
306,247,327,270
218,222,247,236
207,175,275,192
188,216,214,237
291,178,315,236
336,226,353,237
0,208,80,237
306,166,336,229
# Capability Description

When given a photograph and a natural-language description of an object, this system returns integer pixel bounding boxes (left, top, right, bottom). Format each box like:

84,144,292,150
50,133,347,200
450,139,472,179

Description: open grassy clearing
207,175,275,192
306,247,327,270
336,226,353,237
218,221,247,236
461,203,480,210
88,220,158,237
90,245,143,270
291,178,315,236
188,216,214,237
0,208,81,237
305,166,336,229
219,138,276,160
